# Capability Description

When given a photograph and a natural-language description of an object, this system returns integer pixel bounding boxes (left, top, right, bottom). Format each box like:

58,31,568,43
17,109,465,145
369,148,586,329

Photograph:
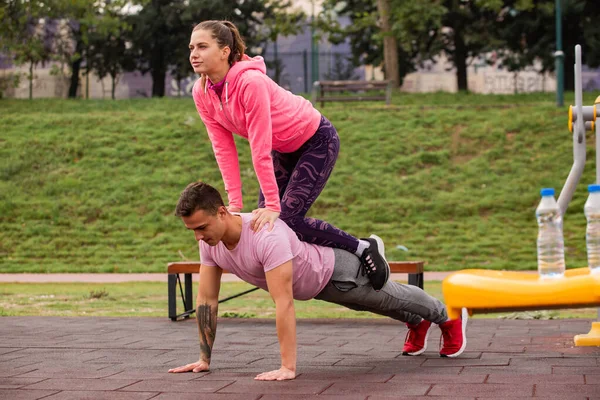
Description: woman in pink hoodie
189,20,389,289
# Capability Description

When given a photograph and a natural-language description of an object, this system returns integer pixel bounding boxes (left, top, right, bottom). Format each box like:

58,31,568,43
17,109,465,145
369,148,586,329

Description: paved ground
1,317,599,399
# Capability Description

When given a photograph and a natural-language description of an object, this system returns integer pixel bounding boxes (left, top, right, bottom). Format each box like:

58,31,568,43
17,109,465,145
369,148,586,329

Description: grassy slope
1,91,600,272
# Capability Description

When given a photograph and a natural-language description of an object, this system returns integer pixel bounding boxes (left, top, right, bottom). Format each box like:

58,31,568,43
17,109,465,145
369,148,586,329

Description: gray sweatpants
314,249,448,325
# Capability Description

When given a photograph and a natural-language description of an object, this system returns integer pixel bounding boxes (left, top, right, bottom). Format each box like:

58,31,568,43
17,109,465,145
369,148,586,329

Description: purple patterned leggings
258,115,359,253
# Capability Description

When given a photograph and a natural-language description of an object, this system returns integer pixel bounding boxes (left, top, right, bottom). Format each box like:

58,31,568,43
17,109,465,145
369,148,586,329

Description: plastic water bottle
584,184,600,274
536,188,566,279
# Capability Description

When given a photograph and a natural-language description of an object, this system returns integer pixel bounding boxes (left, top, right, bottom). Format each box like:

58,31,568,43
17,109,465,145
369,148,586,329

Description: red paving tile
553,366,600,374
368,397,474,400
386,373,487,384
22,379,139,391
41,392,159,400
152,395,261,400
119,379,235,393
259,396,367,400
321,381,431,396
16,367,126,379
428,383,534,397
486,373,585,384
0,389,60,399
0,377,46,389
294,372,393,382
534,383,600,398
0,317,598,399
217,379,333,395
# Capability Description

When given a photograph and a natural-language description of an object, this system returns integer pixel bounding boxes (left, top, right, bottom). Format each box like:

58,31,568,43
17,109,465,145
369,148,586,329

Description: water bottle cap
588,184,600,193
540,188,555,196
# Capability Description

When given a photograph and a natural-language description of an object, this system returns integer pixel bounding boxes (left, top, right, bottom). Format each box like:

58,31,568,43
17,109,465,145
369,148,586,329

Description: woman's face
189,29,230,75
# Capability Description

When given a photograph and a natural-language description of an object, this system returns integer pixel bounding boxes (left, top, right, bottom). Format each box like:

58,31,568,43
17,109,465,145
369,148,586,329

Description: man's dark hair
175,181,225,217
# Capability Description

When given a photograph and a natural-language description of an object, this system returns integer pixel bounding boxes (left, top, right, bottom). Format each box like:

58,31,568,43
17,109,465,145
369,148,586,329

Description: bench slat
168,258,424,320
168,260,423,275
318,80,390,88
318,87,385,93
319,85,388,91
315,96,387,102
312,80,391,107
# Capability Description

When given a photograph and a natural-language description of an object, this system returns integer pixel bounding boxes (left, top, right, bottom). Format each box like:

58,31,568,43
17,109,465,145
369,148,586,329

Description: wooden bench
168,260,424,321
311,80,392,108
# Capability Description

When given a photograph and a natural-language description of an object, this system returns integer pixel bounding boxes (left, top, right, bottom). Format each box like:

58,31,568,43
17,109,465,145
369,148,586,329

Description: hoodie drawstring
225,82,229,105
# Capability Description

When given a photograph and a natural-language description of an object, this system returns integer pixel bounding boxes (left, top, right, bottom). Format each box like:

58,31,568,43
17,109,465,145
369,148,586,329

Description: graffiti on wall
169,76,196,97
483,74,548,94
583,67,600,91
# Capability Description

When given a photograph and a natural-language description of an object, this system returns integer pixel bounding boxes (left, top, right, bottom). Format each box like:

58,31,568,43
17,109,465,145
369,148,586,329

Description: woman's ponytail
220,21,246,65
193,20,246,66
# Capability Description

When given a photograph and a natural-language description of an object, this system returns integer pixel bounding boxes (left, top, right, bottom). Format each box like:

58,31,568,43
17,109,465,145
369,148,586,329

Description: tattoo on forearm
196,304,216,362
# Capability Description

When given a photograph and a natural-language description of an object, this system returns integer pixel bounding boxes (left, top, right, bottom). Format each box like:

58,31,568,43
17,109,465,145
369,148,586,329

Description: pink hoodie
193,55,322,212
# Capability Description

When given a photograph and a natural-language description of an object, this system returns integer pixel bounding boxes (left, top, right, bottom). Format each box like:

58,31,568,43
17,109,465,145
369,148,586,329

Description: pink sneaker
439,308,468,357
402,319,433,356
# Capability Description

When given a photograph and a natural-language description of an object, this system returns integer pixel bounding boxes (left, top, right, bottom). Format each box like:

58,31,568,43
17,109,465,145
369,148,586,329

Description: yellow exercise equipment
442,46,600,347
443,268,600,319
442,268,600,346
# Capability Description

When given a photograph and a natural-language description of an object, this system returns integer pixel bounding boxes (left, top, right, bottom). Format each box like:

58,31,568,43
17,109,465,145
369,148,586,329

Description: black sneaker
359,234,390,291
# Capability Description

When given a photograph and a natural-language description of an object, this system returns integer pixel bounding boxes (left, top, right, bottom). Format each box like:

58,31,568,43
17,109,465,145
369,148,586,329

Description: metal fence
262,51,364,94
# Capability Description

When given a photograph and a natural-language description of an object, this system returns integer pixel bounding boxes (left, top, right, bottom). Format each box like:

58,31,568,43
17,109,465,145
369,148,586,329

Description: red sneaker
402,319,432,356
439,308,468,357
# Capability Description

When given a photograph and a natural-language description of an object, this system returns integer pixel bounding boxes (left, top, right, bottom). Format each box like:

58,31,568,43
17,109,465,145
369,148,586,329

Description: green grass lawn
0,281,595,319
2,91,600,273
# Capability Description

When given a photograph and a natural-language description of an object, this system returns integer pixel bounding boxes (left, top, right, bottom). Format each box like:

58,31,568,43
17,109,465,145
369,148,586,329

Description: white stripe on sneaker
370,234,386,259
369,234,390,283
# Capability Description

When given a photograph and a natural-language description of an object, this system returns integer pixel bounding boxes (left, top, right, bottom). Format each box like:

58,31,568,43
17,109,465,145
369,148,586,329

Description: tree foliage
87,8,134,99
320,0,600,92
496,0,600,90
127,0,304,97
1,0,135,98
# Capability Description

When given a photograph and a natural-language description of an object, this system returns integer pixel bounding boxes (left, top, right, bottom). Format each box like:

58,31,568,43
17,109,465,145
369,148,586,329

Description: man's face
182,207,226,246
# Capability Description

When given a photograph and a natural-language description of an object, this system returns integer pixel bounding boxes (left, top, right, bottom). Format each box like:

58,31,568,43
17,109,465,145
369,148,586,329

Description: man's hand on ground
168,360,209,373
254,366,296,381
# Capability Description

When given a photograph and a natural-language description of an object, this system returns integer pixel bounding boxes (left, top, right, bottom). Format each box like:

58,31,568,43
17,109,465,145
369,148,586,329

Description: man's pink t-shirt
199,214,335,300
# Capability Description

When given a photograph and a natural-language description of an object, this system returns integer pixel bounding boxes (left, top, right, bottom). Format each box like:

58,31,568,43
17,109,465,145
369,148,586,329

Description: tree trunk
151,67,166,97
564,51,574,92
453,25,468,92
151,44,166,97
85,45,90,99
68,36,84,98
377,0,399,87
111,74,116,100
68,57,81,98
29,61,33,100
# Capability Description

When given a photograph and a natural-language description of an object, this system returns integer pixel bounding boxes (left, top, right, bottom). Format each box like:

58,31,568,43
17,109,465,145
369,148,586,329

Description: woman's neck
207,66,230,85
